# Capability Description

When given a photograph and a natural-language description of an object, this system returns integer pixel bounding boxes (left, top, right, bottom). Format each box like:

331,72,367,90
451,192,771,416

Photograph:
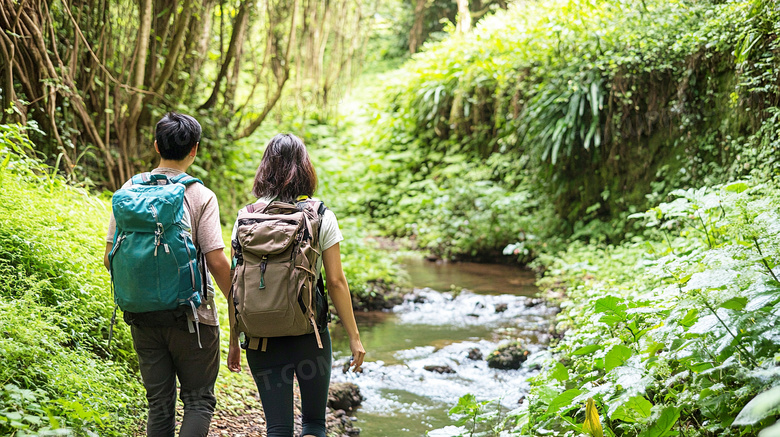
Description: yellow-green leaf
583,398,604,437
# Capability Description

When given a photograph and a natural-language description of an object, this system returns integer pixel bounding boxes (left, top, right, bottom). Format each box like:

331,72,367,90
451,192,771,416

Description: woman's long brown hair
252,133,317,203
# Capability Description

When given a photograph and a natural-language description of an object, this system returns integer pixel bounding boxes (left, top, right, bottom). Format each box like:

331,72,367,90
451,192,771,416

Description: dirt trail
207,378,361,437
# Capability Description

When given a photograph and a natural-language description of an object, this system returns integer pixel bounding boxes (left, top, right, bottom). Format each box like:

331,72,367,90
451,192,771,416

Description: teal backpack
108,172,206,346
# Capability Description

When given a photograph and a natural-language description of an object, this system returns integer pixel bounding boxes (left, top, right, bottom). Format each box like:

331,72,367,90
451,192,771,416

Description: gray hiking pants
131,323,220,437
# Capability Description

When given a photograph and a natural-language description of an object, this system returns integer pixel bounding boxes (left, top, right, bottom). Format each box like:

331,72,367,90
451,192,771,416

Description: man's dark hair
155,112,202,161
252,133,317,203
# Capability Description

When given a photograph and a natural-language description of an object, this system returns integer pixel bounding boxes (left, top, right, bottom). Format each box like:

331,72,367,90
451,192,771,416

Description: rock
494,303,508,313
524,298,543,308
467,348,483,360
487,342,529,370
326,408,361,436
328,382,364,412
424,365,456,374
350,281,409,311
413,293,428,304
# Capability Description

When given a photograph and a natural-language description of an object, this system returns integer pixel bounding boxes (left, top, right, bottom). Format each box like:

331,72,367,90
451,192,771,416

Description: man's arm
104,243,112,271
204,249,231,300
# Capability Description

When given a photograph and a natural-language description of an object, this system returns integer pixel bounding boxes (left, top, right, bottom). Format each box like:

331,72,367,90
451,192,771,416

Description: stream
329,258,557,436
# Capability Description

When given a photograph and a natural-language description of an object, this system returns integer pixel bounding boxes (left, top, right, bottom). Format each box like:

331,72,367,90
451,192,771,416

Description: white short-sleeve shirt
231,198,343,281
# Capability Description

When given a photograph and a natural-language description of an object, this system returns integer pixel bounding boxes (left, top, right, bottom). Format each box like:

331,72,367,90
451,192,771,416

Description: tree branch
200,0,255,111
237,0,298,139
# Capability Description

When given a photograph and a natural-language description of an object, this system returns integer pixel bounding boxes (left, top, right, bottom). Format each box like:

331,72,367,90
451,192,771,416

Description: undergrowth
495,181,780,436
363,0,780,258
0,123,144,436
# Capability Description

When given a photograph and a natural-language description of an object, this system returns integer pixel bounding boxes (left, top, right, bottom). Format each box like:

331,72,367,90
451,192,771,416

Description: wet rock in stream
494,303,508,313
424,365,456,374
487,342,530,370
328,382,364,411
350,279,408,311
466,348,483,360
524,298,544,308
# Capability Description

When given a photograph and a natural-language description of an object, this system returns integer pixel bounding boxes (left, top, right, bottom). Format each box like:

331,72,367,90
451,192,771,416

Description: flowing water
330,258,556,436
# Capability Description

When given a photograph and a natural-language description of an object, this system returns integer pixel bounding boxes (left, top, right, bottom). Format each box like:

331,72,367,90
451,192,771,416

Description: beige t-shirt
106,168,225,326
230,198,344,282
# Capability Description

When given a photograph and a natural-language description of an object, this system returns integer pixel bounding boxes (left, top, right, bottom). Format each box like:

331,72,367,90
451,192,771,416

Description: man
104,112,231,437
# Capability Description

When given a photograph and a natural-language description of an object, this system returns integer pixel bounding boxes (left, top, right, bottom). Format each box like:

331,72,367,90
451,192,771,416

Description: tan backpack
231,199,328,351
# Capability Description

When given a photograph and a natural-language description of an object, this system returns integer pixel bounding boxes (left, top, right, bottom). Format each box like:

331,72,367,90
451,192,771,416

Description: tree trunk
121,0,154,181
456,0,471,34
237,0,298,139
409,0,426,54
0,29,17,122
200,0,254,111
174,0,215,101
151,0,195,95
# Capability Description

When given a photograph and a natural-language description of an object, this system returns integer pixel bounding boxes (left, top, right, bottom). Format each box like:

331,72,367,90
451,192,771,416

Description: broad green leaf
23,415,42,425
4,412,22,421
605,345,633,372
572,344,602,356
724,182,749,193
583,398,603,437
612,396,653,423
638,406,680,437
535,386,559,406
595,296,628,326
720,297,747,311
680,309,699,327
600,314,624,327
547,389,583,414
9,421,26,429
690,362,714,373
551,362,570,382
595,296,627,316
733,386,780,426
643,341,665,357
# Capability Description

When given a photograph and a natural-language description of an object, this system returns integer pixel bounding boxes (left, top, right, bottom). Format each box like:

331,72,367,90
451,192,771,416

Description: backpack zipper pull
151,205,163,257
259,255,267,289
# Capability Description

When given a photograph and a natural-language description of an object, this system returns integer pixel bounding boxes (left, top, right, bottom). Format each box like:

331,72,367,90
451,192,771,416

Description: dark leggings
245,329,332,437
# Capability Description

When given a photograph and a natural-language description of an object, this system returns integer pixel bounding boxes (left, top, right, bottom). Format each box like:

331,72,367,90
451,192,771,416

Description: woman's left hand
228,343,242,373
349,337,366,372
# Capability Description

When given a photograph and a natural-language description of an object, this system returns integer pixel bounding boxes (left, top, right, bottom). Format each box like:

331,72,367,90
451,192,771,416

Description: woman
227,133,366,437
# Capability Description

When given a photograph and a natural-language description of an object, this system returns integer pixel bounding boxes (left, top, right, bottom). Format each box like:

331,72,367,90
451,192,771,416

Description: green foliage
504,180,780,436
0,124,143,436
431,393,502,437
368,0,780,252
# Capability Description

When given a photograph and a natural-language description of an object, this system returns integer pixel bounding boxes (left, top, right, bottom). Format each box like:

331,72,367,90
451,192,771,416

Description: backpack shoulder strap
302,199,326,243
130,172,152,185
170,172,203,186
245,200,270,214
315,200,327,217
305,199,327,222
